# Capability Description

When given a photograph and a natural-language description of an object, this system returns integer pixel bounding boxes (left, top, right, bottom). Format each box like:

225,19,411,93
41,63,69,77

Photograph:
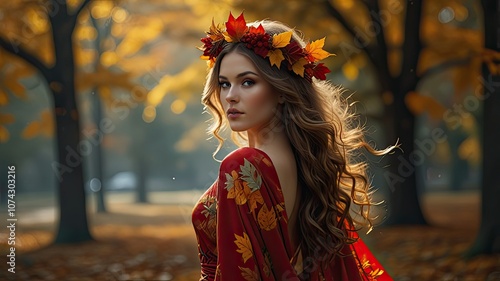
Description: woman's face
218,51,281,135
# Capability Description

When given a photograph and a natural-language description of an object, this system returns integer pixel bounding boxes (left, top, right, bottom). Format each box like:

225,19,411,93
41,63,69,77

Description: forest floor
1,190,500,281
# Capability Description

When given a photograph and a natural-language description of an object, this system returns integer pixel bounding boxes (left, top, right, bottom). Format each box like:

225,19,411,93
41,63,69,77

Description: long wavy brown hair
201,20,394,268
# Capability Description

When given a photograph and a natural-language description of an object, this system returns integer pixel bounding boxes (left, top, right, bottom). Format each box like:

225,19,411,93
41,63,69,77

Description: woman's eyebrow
219,71,259,80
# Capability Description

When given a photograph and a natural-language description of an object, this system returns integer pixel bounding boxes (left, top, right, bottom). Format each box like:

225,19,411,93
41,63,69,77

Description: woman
192,12,394,281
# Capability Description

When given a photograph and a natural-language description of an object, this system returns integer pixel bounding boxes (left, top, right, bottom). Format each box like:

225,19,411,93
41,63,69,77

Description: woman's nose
225,86,239,103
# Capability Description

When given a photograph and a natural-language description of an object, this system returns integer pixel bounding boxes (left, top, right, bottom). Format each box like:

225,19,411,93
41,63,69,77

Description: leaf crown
199,12,333,82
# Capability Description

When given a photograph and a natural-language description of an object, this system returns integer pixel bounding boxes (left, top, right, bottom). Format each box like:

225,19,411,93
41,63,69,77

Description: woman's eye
242,80,255,87
219,81,230,88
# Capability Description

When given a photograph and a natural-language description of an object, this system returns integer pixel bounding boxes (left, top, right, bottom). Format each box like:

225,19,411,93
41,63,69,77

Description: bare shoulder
262,147,299,221
265,150,296,182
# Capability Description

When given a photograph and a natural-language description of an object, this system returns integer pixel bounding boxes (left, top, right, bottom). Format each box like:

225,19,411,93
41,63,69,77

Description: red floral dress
192,147,392,281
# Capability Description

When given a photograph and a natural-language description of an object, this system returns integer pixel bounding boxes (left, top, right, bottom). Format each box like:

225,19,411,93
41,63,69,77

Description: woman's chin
229,125,247,132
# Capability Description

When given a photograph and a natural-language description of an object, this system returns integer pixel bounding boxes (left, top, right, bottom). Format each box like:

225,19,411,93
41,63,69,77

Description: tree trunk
384,89,426,225
0,0,93,243
467,0,500,257
384,0,427,225
88,14,111,213
53,113,93,242
51,2,93,243
136,162,148,203
93,90,106,213
135,127,148,203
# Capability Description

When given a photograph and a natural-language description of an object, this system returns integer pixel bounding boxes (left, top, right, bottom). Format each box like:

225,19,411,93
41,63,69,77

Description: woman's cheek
246,87,273,108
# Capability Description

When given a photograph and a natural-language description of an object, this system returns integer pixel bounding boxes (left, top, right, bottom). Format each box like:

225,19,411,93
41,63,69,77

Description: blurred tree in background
1,0,95,243
0,0,230,243
468,0,500,257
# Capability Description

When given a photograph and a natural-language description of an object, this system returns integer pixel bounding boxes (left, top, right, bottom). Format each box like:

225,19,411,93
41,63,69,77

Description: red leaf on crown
226,12,248,42
283,41,304,66
312,63,330,80
248,24,265,35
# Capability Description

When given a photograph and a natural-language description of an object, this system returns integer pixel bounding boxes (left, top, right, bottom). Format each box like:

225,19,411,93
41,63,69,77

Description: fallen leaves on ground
0,192,499,280
366,226,500,281
1,224,200,281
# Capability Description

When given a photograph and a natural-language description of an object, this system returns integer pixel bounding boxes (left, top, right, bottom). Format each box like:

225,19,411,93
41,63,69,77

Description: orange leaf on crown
305,38,333,62
208,19,225,42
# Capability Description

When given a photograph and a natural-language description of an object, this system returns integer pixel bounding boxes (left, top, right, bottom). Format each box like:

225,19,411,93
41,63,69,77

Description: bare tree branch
365,0,390,76
418,56,472,81
74,0,92,17
323,1,358,42
323,0,392,90
322,1,377,60
0,36,52,80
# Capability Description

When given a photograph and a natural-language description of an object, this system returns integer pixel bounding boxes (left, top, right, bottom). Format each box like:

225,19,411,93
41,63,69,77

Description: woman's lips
227,109,243,118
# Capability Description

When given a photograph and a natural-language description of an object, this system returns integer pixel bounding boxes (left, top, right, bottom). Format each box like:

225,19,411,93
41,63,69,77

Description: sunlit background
0,0,484,197
0,0,499,280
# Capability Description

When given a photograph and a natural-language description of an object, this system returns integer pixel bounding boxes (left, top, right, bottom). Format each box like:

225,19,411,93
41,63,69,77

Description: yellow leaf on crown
272,31,293,48
305,37,332,62
209,18,218,35
208,19,225,41
291,58,308,77
268,49,285,67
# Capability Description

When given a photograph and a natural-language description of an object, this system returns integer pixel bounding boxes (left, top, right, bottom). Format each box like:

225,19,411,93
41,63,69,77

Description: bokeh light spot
171,99,186,115
142,105,157,123
438,7,455,24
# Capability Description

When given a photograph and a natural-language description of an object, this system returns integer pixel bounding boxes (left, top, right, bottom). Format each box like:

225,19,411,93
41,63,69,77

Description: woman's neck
247,124,290,152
